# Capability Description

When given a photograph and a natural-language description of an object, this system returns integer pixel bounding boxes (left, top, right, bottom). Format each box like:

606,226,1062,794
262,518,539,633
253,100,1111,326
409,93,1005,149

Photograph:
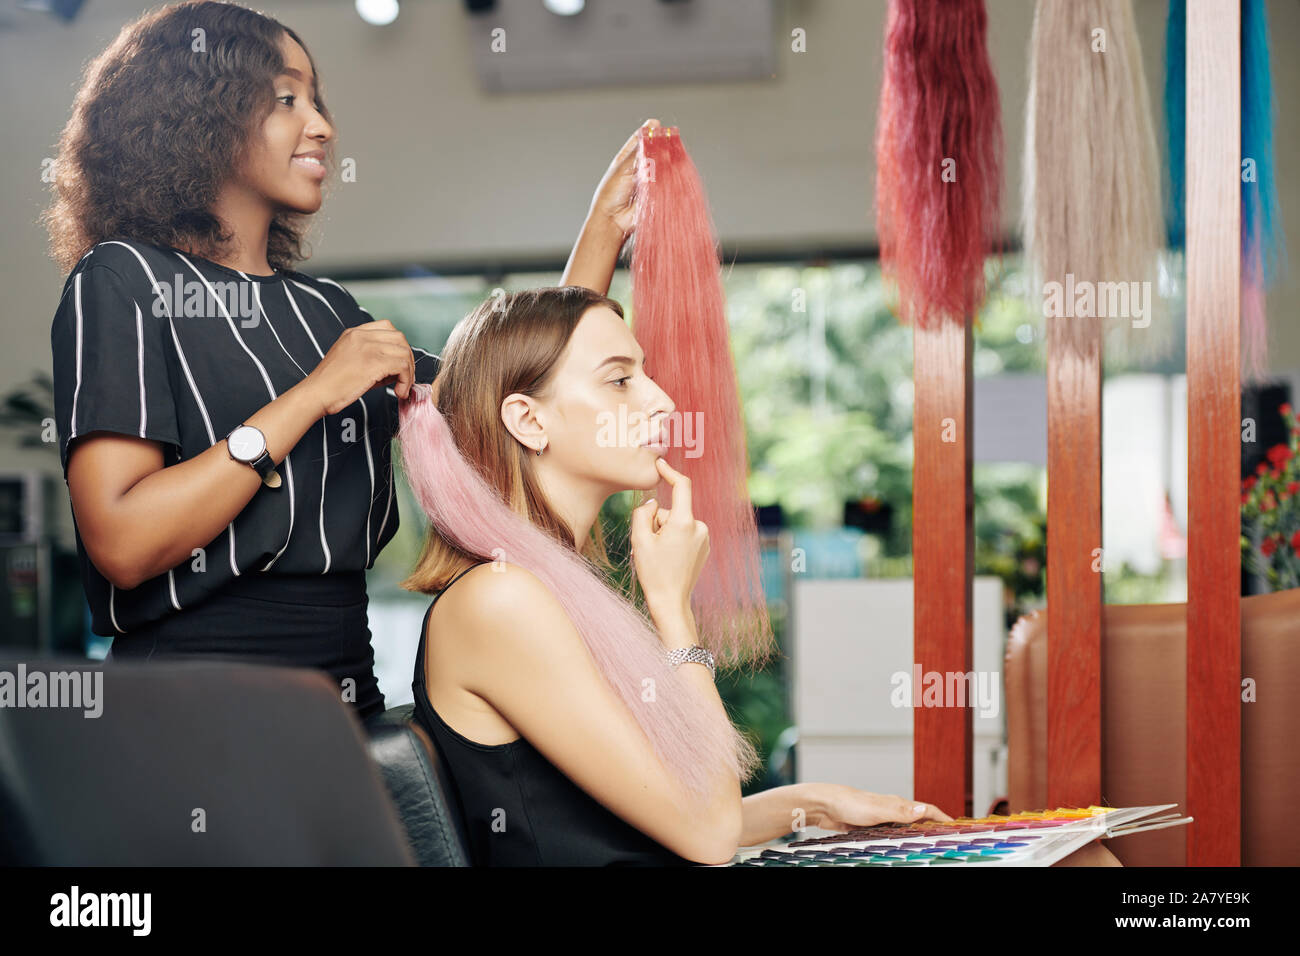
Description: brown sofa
1005,587,1300,866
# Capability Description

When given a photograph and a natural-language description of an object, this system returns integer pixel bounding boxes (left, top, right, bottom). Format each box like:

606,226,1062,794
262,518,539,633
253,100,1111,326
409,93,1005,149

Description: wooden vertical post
1185,0,1242,867
913,316,974,819
1046,322,1103,809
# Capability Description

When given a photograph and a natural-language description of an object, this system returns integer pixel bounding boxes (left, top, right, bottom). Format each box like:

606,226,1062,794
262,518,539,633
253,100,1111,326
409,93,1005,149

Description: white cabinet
791,576,1009,820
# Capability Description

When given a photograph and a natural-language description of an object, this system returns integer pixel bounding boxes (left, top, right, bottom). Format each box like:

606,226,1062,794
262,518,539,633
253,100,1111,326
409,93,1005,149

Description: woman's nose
307,113,334,143
646,409,668,433
647,391,674,422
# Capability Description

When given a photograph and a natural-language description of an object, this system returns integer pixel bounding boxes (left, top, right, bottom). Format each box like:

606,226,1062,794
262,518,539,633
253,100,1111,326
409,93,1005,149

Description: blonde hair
400,287,622,595
1022,0,1170,360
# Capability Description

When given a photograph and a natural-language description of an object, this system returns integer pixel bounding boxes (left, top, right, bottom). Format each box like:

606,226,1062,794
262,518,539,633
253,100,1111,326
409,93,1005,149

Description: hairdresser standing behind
45,1,650,721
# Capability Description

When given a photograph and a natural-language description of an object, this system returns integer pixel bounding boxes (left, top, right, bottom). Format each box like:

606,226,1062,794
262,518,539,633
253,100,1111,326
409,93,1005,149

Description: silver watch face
227,425,266,462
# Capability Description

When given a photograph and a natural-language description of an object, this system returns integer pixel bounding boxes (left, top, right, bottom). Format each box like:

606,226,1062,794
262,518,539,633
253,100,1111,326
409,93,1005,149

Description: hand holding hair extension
875,0,1003,332
628,125,773,671
1022,0,1169,361
396,383,761,801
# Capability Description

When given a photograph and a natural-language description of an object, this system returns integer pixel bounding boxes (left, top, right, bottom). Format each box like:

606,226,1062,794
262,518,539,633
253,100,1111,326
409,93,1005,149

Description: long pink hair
629,125,772,670
397,380,762,803
876,0,1003,330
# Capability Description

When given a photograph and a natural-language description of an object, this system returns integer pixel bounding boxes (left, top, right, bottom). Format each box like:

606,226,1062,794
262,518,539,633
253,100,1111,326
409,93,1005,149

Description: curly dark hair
42,0,336,274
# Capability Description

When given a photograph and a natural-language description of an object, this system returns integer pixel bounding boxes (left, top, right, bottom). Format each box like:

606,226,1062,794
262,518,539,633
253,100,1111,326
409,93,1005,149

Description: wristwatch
666,644,716,680
225,424,281,488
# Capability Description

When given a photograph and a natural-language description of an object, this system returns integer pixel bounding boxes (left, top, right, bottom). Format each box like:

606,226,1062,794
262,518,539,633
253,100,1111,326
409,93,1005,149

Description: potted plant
1240,403,1300,592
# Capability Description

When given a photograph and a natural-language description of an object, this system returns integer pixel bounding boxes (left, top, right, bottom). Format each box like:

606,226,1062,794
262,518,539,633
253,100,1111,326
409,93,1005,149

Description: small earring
535,448,542,456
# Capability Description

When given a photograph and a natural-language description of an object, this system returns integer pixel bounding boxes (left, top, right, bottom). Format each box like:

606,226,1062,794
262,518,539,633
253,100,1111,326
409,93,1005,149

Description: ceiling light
356,0,399,27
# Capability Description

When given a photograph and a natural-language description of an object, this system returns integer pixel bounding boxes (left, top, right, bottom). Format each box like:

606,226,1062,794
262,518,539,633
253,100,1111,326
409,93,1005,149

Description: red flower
1290,530,1300,552
1262,537,1278,557
1257,462,1269,476
1281,403,1293,417
1246,476,1258,491
1267,444,1290,465
1289,482,1300,495
1242,491,1251,505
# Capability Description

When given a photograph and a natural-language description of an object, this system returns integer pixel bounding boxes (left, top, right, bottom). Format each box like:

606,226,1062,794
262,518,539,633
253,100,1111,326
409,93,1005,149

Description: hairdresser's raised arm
560,119,661,295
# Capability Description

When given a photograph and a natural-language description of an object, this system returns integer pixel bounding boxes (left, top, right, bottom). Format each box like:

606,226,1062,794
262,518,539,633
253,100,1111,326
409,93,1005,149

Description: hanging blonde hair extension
1022,0,1170,361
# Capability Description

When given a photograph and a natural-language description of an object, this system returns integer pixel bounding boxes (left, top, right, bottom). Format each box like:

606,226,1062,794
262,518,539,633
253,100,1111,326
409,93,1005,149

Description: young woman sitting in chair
398,286,1118,868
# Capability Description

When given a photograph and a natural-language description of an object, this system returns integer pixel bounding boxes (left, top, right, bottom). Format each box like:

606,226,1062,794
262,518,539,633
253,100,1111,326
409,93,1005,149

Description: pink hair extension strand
628,124,773,671
397,385,761,803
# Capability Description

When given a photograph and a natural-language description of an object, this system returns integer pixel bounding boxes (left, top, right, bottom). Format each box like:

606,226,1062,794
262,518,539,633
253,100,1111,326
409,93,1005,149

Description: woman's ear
501,392,545,453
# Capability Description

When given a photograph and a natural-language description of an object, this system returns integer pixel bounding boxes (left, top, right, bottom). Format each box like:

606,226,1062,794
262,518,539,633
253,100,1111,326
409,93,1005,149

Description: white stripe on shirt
108,584,124,635
103,240,228,611
289,280,378,568
246,281,297,572
134,301,148,437
177,253,287,579
283,282,333,573
291,279,347,329
70,273,84,443
84,248,189,612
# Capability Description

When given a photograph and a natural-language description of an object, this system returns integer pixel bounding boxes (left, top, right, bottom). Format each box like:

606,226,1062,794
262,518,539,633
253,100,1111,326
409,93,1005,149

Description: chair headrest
364,704,471,866
0,656,415,865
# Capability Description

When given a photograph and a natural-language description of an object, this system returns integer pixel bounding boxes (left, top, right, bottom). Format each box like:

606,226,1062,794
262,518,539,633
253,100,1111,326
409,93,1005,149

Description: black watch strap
249,450,281,488
248,450,275,480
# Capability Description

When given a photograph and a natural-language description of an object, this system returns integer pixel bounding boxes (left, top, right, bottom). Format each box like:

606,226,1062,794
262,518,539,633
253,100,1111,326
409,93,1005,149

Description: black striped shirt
49,238,440,637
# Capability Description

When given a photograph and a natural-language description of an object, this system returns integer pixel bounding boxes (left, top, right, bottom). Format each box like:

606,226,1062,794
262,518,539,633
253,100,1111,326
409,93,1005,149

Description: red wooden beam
1185,0,1242,867
912,316,973,819
1046,321,1103,809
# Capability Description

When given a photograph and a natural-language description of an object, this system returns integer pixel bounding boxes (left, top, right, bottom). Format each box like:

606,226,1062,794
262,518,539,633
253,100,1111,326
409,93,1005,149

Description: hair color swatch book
718,805,1192,867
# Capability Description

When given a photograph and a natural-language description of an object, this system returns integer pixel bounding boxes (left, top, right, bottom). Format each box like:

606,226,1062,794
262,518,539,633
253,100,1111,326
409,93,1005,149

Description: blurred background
1,0,1297,807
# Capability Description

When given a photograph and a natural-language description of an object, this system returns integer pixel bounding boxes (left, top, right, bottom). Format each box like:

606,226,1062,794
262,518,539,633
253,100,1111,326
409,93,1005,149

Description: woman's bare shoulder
433,562,564,639
430,561,583,695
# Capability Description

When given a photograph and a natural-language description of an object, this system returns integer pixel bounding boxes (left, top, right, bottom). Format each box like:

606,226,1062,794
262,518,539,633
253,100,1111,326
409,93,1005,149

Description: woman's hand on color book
629,457,709,620
589,118,662,239
802,783,953,832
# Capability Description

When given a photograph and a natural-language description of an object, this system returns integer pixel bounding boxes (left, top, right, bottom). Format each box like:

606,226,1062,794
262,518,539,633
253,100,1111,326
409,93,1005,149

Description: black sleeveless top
412,561,698,867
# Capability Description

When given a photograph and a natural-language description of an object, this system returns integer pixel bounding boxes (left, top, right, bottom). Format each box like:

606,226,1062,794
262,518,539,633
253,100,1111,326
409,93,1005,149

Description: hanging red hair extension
876,0,1003,330
629,125,772,671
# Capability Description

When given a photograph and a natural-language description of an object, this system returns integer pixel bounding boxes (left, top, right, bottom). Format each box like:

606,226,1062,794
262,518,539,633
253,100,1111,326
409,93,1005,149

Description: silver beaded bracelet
666,644,716,679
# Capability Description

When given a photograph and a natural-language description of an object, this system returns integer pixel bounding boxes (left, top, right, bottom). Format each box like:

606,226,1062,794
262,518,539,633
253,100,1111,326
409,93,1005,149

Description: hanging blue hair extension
1242,0,1284,284
1168,0,1285,380
1163,0,1185,250
1241,0,1285,381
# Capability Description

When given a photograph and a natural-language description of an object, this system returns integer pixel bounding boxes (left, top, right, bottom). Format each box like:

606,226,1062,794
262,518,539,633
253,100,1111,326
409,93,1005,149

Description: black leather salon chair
363,704,471,866
0,656,416,865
